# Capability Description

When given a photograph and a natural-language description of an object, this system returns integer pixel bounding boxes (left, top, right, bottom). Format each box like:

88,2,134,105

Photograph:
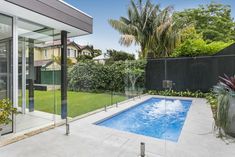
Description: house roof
38,40,81,49
34,59,53,67
78,45,90,50
38,40,91,51
93,54,110,60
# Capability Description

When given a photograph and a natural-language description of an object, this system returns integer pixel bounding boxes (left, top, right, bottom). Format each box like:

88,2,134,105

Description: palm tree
150,7,183,57
109,0,157,58
109,0,183,58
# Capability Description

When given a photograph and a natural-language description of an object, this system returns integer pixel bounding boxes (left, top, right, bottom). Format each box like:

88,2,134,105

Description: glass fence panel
67,60,123,118
0,14,13,135
16,18,59,132
157,54,235,156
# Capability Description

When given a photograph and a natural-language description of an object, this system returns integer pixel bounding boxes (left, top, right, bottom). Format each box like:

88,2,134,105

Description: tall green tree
106,49,135,63
174,2,235,42
109,0,183,58
53,56,74,67
109,0,158,58
76,45,102,62
171,25,234,57
150,8,183,57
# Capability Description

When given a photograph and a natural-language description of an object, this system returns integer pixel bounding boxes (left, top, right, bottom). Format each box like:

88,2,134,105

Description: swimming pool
96,97,192,142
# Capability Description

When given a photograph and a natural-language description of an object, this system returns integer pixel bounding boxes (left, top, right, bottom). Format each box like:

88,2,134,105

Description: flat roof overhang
1,0,93,37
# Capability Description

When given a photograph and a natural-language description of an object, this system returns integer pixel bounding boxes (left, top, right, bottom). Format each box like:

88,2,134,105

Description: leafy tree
174,2,235,42
68,60,146,92
68,61,96,91
93,49,102,57
180,25,203,42
77,55,93,62
109,0,183,58
171,25,234,57
53,56,74,67
106,49,135,64
77,45,102,62
171,39,233,57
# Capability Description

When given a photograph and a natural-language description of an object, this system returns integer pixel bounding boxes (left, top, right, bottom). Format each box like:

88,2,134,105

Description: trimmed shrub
68,60,146,92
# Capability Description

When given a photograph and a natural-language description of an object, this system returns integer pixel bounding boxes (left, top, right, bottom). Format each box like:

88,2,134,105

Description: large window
44,49,48,58
74,50,77,58
0,13,13,135
67,48,70,57
69,49,76,58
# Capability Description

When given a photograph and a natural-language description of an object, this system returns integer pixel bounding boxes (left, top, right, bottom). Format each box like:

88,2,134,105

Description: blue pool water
96,98,192,142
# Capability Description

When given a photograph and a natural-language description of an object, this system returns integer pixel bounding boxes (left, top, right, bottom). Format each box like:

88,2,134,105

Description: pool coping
70,95,198,140
0,94,146,147
95,97,193,142
66,94,217,156
94,95,194,126
2,95,234,157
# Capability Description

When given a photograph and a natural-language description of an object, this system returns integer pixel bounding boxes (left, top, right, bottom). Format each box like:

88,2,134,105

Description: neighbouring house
35,40,82,64
33,59,61,86
78,45,93,56
34,40,96,64
93,53,110,64
33,40,92,85
32,41,100,85
34,59,55,84
77,45,102,60
0,0,92,135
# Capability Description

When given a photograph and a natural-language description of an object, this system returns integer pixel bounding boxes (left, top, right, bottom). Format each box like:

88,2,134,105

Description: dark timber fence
145,44,235,92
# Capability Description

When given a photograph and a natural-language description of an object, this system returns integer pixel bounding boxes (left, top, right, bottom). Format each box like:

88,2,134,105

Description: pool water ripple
96,98,192,142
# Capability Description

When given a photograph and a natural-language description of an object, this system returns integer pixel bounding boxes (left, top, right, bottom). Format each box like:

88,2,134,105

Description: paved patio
1,95,235,157
1,109,63,143
15,109,62,133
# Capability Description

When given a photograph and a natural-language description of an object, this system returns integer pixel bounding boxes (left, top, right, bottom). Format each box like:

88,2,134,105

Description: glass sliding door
0,13,13,135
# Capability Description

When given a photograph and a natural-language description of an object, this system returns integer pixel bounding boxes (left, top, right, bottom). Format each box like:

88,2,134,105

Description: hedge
68,60,146,92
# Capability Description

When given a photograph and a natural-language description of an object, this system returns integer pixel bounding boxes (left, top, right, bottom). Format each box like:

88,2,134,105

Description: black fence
146,55,235,92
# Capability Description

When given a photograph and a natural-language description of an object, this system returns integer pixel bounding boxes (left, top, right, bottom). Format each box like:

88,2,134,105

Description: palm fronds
109,0,185,58
119,34,136,46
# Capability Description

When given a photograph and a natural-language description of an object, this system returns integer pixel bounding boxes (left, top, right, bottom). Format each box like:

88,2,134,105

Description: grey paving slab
0,95,235,157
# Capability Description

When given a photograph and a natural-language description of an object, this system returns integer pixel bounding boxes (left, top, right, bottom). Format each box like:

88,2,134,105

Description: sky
64,0,235,56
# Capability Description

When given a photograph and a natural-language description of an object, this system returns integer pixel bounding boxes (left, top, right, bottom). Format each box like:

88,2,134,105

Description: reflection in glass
0,14,13,134
16,18,61,133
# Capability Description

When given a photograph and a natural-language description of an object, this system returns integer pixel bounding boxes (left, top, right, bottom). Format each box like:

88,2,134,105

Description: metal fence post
140,142,145,157
104,105,107,112
66,117,70,135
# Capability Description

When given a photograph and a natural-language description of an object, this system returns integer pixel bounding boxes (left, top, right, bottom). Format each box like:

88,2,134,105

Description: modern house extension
0,0,92,135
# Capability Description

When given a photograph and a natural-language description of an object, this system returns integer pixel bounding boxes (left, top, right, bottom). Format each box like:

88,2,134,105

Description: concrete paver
0,95,235,157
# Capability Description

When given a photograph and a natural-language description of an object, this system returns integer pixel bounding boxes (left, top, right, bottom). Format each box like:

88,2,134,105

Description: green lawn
23,90,127,117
